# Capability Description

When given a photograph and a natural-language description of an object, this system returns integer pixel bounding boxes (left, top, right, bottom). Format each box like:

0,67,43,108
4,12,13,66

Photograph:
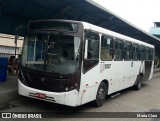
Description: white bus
18,19,154,107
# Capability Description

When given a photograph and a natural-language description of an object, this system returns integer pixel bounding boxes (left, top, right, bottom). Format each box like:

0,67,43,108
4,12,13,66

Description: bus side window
139,46,142,61
145,47,149,60
149,48,154,61
132,44,139,61
101,35,114,60
139,46,145,61
114,39,124,60
124,41,132,61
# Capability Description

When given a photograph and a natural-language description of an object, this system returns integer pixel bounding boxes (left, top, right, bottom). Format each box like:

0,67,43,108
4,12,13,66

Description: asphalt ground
0,72,160,121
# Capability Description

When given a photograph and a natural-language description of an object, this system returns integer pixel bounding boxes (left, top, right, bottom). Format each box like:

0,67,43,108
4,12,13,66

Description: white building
0,33,23,57
149,22,160,39
149,22,160,67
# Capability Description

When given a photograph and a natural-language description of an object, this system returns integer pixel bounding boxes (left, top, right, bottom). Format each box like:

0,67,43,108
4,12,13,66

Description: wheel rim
98,88,105,101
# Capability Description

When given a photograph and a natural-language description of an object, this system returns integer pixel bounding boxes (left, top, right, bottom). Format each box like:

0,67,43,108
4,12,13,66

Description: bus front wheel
93,82,107,107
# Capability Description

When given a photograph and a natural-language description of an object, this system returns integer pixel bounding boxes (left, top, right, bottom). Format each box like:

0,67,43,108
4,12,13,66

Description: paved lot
0,72,160,121
0,75,19,105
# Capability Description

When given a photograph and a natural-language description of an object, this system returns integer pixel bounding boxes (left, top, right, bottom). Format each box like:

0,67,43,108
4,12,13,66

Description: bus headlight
65,87,69,91
65,82,79,92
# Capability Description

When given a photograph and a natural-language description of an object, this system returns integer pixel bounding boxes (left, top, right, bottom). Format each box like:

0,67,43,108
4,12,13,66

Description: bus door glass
83,31,99,73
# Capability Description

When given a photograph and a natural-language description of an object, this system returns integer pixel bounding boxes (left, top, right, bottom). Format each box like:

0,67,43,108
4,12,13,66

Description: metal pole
14,25,25,58
15,34,18,58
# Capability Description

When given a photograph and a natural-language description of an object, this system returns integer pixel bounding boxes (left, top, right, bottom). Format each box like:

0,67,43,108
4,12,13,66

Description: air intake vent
24,72,69,92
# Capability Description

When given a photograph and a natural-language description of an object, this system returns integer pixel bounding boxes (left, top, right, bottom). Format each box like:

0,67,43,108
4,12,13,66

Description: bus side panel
102,61,122,94
129,61,142,87
118,61,132,91
80,63,100,105
148,61,154,80
115,61,141,91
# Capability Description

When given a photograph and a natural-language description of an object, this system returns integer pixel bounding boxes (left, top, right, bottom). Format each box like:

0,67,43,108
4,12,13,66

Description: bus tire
93,82,107,107
134,75,143,90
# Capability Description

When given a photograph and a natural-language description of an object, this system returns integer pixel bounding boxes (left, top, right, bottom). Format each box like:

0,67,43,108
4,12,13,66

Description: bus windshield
22,34,80,74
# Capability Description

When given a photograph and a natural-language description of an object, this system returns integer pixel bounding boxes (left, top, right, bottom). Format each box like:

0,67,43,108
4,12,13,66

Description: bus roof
82,21,154,48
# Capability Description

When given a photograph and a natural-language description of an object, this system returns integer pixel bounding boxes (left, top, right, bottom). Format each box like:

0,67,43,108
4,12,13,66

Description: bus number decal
100,64,111,73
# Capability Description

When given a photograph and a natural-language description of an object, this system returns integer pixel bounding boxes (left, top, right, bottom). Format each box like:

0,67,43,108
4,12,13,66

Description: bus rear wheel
134,75,143,90
93,82,107,107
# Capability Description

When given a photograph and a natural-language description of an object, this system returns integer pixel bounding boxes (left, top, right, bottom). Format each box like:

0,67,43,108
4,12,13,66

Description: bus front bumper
18,80,79,107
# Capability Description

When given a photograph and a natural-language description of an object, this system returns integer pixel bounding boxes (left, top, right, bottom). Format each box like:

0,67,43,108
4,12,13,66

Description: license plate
35,93,46,99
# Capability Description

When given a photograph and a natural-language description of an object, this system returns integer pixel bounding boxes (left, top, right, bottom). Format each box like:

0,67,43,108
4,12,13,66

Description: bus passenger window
124,41,132,61
132,44,139,61
86,39,99,59
114,39,123,60
101,36,113,60
139,46,145,61
145,47,149,60
149,48,154,61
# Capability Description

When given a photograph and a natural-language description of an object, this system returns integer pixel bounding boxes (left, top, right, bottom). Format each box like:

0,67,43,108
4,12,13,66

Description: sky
93,0,160,32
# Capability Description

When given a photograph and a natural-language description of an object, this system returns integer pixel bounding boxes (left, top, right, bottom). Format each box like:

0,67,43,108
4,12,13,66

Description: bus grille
25,72,69,92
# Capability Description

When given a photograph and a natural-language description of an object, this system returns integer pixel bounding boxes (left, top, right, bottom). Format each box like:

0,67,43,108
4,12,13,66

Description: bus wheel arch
101,80,109,95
